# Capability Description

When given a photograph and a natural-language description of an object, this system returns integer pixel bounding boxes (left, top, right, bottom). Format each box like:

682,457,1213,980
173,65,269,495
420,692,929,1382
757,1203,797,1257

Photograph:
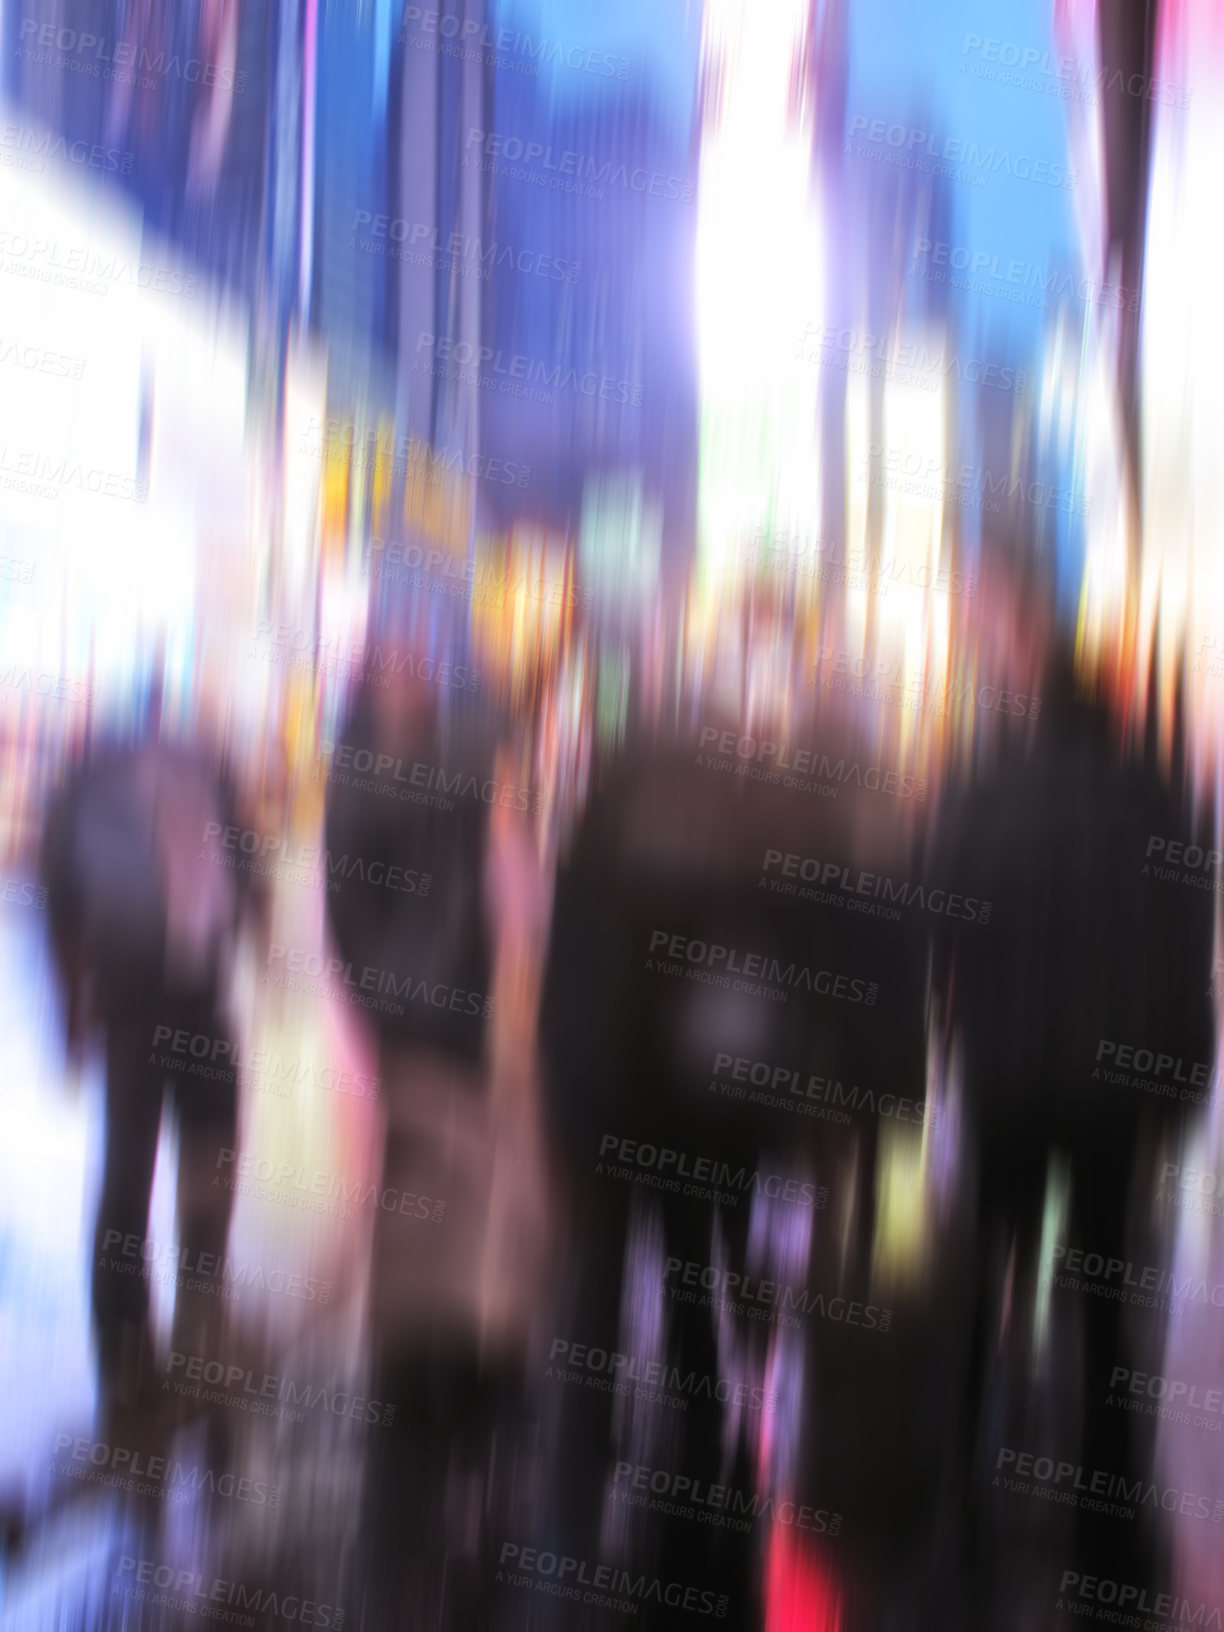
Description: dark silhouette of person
40,728,251,1428
324,663,530,1630
536,722,921,1627
926,591,1214,1606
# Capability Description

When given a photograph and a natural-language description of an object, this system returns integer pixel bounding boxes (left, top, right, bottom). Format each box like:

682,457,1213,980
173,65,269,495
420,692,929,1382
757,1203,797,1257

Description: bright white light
0,102,255,720
693,0,823,604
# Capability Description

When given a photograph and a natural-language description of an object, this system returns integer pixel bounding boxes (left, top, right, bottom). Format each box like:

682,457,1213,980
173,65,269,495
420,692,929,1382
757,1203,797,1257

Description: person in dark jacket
536,718,927,1627
926,563,1215,1609
325,656,542,1630
41,729,252,1427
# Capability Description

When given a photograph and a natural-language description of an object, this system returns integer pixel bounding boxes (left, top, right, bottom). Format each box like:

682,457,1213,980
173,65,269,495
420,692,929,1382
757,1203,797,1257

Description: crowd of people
25,562,1219,1631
